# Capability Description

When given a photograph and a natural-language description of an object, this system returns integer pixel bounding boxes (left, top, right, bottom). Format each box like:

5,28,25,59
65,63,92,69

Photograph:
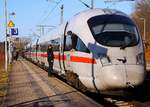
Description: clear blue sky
0,0,136,42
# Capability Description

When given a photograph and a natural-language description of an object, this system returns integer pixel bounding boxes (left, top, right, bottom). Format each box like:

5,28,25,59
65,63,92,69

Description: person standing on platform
15,51,19,61
47,44,54,76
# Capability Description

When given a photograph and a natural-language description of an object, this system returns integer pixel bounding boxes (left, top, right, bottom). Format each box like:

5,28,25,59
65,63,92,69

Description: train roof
72,8,129,19
67,8,130,32
38,8,132,45
66,8,133,45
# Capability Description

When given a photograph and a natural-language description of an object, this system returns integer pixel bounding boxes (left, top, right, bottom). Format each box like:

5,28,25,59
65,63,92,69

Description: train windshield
88,15,139,47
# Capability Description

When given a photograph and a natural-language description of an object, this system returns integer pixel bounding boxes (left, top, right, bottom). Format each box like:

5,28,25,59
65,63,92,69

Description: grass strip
0,65,11,107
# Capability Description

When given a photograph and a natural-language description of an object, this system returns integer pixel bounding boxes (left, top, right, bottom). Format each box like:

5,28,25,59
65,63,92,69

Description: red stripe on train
31,53,96,64
70,56,96,64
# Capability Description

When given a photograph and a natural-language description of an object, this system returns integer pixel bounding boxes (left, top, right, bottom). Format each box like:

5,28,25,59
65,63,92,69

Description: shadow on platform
7,91,76,107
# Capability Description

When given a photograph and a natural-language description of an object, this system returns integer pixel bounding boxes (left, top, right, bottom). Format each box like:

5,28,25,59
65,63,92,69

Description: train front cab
87,14,145,91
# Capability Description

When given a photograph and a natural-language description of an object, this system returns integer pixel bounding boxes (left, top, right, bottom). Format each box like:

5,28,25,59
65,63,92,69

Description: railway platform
4,58,102,107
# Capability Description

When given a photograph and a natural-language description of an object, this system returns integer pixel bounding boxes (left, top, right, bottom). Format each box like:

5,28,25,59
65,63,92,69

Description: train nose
99,65,145,90
124,65,145,87
101,66,126,90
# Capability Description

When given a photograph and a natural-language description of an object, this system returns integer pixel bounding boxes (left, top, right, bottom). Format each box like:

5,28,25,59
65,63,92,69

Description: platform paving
4,59,102,107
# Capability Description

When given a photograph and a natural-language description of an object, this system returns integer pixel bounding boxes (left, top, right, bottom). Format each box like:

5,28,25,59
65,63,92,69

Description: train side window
40,43,48,52
36,44,40,52
66,31,78,51
71,34,78,50
51,38,60,51
76,37,90,53
65,35,72,51
31,45,36,52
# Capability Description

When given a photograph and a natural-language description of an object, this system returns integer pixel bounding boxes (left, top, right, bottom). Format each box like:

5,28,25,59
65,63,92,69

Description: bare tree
132,0,150,44
11,37,31,50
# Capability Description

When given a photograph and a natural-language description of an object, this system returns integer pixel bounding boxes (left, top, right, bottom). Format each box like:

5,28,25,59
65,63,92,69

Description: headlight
136,53,144,65
100,55,111,66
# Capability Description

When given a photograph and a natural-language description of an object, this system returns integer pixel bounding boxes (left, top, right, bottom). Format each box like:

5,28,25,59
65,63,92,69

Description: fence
145,46,150,62
0,43,5,70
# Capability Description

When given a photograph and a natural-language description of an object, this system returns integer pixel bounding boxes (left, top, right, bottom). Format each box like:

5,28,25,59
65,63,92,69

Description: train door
58,37,65,74
59,23,68,74
63,30,79,72
49,39,61,72
64,34,73,71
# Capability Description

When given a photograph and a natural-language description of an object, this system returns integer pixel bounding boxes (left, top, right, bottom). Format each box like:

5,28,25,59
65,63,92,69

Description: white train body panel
25,8,145,92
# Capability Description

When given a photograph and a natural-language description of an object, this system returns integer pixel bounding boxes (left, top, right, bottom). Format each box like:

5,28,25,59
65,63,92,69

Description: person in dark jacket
67,31,78,50
47,44,54,76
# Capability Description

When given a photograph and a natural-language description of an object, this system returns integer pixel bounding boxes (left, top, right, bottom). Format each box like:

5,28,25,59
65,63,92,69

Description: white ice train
25,8,146,92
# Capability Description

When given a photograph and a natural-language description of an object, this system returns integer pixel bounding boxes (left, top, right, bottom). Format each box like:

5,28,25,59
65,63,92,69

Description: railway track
103,97,147,107
85,91,149,107
104,98,135,107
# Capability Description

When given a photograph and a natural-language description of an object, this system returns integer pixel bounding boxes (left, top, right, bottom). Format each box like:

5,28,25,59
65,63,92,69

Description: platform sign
11,28,18,35
8,20,15,27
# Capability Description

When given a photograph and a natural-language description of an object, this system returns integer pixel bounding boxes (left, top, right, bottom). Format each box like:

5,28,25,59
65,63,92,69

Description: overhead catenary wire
39,0,62,24
77,0,91,9
29,0,62,38
37,3,52,24
27,2,52,36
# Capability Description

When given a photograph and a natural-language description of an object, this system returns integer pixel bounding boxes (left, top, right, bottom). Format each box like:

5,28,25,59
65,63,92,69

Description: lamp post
140,18,146,42
4,0,8,72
